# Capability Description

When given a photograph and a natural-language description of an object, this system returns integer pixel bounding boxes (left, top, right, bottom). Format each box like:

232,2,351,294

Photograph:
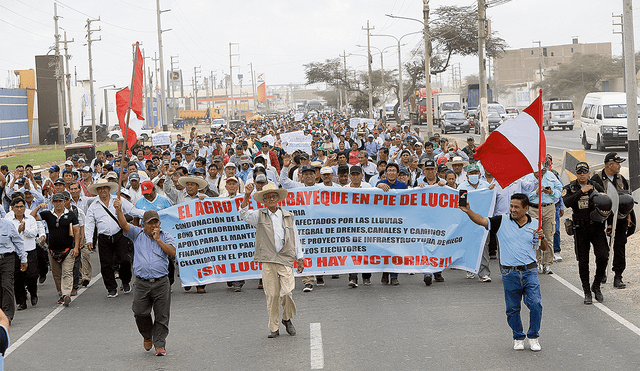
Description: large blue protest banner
157,186,495,286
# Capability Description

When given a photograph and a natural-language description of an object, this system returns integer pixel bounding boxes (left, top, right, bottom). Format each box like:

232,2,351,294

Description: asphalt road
4,251,640,370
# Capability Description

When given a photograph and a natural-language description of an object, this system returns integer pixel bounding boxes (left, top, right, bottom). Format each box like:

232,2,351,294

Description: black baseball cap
299,164,315,173
576,162,589,172
423,160,436,169
349,166,363,174
604,152,625,163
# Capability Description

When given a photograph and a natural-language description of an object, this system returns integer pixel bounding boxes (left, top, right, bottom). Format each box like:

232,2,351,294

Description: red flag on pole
131,46,144,120
474,90,546,229
473,92,546,188
116,87,138,150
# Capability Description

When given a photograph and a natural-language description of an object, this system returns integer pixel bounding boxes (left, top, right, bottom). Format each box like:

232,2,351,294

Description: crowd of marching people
0,111,635,352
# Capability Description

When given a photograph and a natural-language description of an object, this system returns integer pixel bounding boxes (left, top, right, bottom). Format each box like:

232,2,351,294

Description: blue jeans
554,205,561,253
501,267,542,340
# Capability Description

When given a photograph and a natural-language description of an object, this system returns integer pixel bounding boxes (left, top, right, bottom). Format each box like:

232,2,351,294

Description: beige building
494,39,612,85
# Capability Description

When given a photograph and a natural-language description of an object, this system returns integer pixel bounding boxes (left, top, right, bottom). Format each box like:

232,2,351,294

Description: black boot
591,283,604,302
583,290,593,305
613,274,627,289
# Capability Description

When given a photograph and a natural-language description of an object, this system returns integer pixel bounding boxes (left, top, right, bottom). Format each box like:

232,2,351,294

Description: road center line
5,273,103,357
310,322,324,369
551,274,640,337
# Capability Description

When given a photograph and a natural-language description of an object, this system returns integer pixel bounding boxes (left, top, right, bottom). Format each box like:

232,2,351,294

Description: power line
0,18,50,39
0,4,54,29
114,0,156,11
55,0,155,33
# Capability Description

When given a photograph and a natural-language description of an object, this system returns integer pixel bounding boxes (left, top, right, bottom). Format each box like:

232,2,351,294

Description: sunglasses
576,169,588,175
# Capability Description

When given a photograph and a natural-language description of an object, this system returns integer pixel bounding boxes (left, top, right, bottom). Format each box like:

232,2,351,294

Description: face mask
468,174,479,184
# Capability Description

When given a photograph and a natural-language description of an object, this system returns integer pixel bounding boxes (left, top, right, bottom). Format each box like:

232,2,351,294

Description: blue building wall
0,89,29,151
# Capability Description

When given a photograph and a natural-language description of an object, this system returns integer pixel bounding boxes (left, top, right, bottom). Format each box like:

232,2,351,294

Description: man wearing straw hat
85,179,144,298
163,168,208,205
239,183,304,338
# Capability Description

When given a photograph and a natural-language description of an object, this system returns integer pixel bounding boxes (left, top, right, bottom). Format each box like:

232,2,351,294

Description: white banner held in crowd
349,118,376,130
280,130,312,154
259,134,275,147
294,112,304,121
152,131,172,146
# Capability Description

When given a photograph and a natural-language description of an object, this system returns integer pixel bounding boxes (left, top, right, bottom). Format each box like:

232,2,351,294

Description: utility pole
613,14,625,91
224,74,229,124
62,31,74,135
170,55,178,118
340,50,349,112
53,3,65,145
363,20,374,119
156,0,171,131
250,63,257,113
622,0,639,191
533,40,542,84
210,71,215,111
152,52,159,126
424,0,433,136
478,0,489,142
193,66,201,110
86,17,101,146
229,43,239,122
143,49,149,125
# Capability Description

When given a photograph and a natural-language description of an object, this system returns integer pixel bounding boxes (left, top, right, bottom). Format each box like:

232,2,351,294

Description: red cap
141,180,155,195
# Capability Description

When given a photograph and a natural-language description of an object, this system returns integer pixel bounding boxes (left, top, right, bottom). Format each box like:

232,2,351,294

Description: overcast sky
0,0,638,91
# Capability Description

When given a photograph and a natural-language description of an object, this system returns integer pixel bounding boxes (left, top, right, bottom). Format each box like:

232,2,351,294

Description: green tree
536,53,622,106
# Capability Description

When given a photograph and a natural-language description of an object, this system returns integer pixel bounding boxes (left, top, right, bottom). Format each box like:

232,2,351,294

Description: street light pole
423,0,433,137
363,21,375,119
373,31,422,124
478,0,489,142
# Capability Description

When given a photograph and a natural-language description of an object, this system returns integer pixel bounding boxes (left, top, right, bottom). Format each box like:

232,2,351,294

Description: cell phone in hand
459,189,468,207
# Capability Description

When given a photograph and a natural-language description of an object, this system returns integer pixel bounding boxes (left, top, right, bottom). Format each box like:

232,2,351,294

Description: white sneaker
542,266,553,275
479,275,492,282
466,272,475,279
554,253,563,262
529,338,541,351
513,339,525,350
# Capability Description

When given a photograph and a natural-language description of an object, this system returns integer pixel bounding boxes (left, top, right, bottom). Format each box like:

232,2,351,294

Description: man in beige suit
239,183,304,338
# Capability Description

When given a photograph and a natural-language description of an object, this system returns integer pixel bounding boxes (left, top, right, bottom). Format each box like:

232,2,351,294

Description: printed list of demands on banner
169,187,472,282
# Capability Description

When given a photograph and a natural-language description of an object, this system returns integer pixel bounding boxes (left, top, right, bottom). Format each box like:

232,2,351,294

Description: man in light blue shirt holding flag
522,167,562,274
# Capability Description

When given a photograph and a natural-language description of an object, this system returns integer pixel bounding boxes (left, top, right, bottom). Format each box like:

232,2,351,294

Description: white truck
433,93,462,127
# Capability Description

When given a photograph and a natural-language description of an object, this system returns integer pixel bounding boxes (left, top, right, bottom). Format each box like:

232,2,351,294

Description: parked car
543,100,575,130
75,124,108,143
473,111,503,134
487,103,508,120
210,118,226,131
440,112,470,134
108,125,153,141
505,107,519,120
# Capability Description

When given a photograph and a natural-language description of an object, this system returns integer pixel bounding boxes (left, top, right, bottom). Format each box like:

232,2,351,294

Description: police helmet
617,192,635,219
590,193,612,223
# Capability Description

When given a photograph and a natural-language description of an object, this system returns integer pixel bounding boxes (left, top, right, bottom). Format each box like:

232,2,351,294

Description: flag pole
119,41,140,197
537,89,543,231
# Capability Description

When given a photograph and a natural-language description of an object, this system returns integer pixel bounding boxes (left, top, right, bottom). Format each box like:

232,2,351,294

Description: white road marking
310,322,324,369
5,273,103,357
551,274,640,337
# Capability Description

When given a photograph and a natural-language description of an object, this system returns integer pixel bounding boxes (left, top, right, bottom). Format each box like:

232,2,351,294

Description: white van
580,92,640,151
542,100,574,130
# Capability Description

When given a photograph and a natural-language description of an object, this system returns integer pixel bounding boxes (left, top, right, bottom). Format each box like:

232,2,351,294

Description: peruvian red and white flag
473,91,546,188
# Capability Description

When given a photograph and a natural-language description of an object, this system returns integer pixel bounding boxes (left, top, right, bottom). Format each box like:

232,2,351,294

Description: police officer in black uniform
562,162,609,304
590,152,630,289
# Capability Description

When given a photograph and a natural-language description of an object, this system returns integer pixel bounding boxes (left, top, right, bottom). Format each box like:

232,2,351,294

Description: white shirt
85,195,143,241
238,205,303,259
5,212,38,252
